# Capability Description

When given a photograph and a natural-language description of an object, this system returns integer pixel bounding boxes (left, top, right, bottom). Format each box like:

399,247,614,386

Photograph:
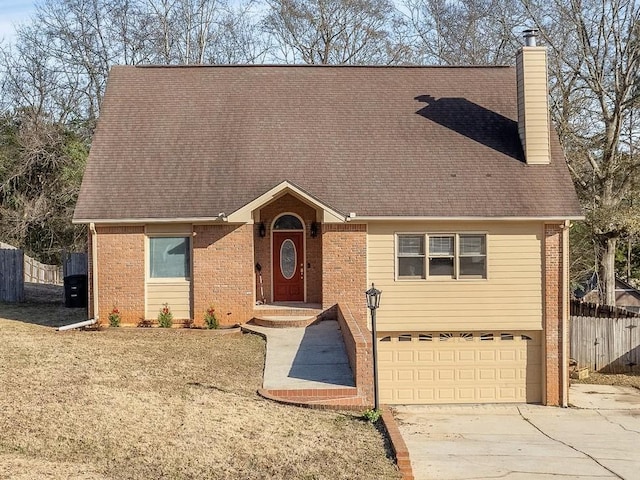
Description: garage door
378,331,542,404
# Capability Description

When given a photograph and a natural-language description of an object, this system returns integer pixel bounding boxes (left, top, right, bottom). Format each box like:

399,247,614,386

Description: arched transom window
273,214,303,230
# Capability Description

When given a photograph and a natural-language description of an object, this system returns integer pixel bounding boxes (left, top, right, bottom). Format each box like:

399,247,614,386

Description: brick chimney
516,29,551,165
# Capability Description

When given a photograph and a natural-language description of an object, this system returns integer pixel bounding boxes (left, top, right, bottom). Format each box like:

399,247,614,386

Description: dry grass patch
573,371,640,390
0,290,399,479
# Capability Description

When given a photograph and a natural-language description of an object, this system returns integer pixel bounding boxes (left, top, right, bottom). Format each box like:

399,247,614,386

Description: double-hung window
458,234,486,279
397,235,425,278
397,233,486,280
428,235,455,277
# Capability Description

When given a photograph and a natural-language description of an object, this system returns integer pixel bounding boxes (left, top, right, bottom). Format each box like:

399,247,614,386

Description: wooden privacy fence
24,255,63,285
0,249,25,302
63,252,87,277
571,316,640,373
570,299,638,318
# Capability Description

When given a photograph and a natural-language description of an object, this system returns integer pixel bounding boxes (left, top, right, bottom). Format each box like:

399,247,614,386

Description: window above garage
396,233,487,280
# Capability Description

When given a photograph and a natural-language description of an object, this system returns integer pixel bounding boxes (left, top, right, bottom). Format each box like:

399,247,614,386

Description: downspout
561,220,570,407
90,223,99,323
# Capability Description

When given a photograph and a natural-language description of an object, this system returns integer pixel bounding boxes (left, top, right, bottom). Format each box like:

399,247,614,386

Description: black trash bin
64,274,88,308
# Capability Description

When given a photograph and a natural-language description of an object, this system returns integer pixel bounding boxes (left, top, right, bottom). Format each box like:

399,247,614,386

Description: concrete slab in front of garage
393,384,640,480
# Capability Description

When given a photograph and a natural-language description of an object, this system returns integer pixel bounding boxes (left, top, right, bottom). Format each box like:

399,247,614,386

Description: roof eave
350,215,585,222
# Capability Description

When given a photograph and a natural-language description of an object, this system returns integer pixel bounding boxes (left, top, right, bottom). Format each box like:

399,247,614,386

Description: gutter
90,223,99,324
561,220,570,407
347,215,585,222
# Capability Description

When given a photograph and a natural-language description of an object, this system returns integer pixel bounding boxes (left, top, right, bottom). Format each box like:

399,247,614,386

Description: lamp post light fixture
365,283,382,411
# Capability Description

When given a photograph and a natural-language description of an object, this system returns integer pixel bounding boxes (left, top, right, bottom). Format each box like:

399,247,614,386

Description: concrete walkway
244,320,355,390
394,384,640,480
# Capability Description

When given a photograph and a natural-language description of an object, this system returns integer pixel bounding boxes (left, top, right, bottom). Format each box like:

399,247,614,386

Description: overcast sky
0,0,35,41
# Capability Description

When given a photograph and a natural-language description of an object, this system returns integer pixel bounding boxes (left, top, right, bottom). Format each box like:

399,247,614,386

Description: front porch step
258,388,367,410
252,315,318,328
252,303,337,326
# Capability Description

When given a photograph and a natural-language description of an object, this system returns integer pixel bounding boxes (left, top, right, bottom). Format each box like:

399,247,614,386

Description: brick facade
193,224,255,326
95,226,146,325
543,223,565,406
321,223,367,314
256,194,322,304
321,223,371,402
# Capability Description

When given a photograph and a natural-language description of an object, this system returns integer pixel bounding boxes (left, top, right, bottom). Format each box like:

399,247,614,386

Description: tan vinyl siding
368,221,543,331
146,281,191,319
145,224,193,320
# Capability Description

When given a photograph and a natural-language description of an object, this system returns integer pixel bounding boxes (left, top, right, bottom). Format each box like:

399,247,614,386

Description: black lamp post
365,283,381,411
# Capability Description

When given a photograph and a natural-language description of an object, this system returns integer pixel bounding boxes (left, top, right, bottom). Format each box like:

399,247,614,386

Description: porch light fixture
310,221,320,238
365,283,382,411
258,222,266,238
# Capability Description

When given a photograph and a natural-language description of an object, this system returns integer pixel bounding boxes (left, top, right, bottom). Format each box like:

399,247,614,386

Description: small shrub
362,409,381,423
137,318,153,328
157,303,173,328
108,306,121,327
204,305,218,329
183,317,194,329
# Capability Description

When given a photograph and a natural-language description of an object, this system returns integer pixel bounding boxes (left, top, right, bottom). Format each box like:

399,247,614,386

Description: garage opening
378,331,542,404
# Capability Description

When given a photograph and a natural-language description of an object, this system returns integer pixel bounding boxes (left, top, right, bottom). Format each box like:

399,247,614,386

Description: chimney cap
523,29,539,47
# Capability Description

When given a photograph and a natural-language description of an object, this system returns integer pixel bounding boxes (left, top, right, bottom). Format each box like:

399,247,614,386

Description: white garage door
378,331,542,404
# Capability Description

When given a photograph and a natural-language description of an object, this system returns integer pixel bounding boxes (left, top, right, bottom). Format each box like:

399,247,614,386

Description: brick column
543,223,564,406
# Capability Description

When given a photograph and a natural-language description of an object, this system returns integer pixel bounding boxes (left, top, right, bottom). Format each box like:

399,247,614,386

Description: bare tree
0,0,267,263
524,0,640,305
263,0,403,64
403,0,527,65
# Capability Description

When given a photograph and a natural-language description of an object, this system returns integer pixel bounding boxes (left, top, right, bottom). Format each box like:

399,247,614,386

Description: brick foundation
543,223,565,406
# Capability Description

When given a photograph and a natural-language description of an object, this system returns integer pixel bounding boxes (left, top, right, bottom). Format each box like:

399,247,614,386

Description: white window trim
395,232,488,281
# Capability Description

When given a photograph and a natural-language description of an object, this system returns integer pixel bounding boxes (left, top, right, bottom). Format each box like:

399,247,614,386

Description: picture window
149,237,190,279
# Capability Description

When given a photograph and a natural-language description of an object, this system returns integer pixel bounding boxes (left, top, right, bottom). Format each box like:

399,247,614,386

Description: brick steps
252,315,318,328
257,387,366,410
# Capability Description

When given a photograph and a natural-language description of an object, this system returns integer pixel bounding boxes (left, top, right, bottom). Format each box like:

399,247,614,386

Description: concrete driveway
393,384,640,479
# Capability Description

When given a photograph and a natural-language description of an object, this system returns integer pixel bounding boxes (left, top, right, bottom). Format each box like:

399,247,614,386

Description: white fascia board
72,217,240,225
352,215,585,222
226,181,347,223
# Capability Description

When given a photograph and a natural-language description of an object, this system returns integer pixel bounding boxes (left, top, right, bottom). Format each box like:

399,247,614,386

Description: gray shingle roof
73,65,582,222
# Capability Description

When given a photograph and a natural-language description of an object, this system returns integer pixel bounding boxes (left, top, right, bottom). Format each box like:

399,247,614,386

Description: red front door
273,231,304,302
